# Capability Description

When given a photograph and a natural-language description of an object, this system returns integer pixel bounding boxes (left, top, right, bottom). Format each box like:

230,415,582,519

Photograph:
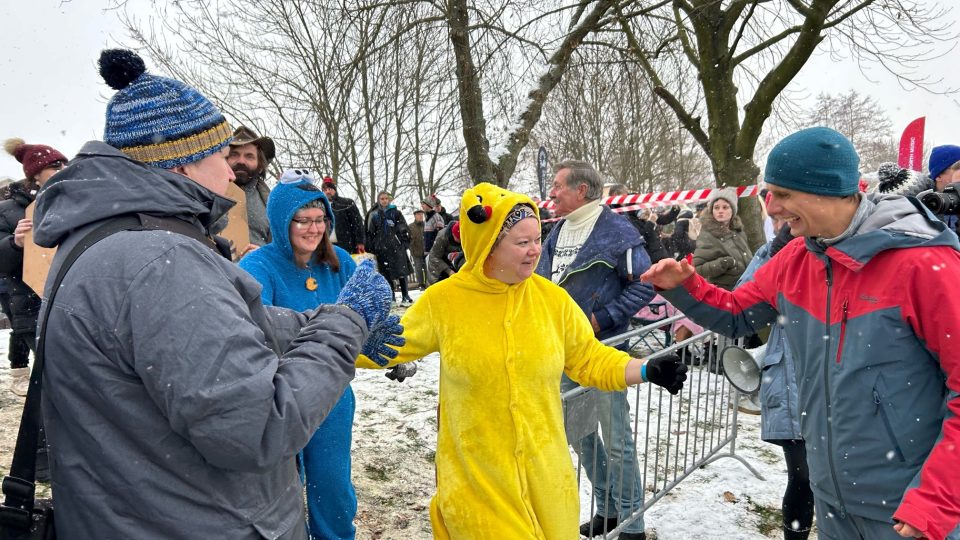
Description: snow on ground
0,306,818,538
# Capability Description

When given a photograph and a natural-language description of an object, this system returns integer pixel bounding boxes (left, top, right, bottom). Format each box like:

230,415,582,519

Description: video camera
919,183,960,215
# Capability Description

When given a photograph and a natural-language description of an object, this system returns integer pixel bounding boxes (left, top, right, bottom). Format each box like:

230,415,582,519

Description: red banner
897,117,925,172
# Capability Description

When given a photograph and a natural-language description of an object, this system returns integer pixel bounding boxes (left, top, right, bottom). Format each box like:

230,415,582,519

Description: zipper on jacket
822,263,847,517
557,259,614,287
835,299,848,364
873,390,906,462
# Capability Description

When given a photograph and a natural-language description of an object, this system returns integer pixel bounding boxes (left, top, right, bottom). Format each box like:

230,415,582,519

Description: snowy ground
0,304,818,539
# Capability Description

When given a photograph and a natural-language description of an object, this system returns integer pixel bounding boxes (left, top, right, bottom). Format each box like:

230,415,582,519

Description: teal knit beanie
764,127,860,196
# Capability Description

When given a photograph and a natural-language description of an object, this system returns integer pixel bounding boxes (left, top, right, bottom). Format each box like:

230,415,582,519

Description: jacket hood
812,192,960,271
457,183,539,288
32,141,234,248
265,180,334,260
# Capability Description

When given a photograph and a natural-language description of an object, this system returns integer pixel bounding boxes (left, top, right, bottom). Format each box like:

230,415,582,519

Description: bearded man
227,125,275,246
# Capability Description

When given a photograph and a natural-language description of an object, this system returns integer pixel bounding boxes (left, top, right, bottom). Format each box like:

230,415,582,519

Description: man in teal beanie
643,127,960,539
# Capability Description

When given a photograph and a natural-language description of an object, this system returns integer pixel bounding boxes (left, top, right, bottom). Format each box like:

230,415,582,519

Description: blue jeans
303,386,357,540
563,375,645,533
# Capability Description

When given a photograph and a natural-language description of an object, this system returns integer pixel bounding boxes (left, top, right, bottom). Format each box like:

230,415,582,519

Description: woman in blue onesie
240,169,358,539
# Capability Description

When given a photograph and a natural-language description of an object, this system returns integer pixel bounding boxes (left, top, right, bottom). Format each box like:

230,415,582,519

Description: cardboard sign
22,202,57,295
222,182,250,260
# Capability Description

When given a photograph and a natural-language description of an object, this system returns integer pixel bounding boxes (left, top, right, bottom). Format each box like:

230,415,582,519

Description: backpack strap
0,213,217,529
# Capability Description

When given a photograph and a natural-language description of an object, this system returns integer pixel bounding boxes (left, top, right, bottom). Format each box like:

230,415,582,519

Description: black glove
644,354,687,395
385,362,418,382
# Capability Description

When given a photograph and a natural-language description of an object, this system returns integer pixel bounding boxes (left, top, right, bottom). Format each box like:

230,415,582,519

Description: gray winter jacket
664,194,960,537
32,142,365,539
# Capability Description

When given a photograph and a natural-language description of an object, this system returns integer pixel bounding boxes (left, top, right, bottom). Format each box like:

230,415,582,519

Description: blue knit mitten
364,315,405,367
336,259,393,330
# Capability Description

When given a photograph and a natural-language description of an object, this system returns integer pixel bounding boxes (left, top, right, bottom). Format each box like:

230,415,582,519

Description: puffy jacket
366,204,411,279
0,179,41,333
736,238,801,442
427,221,461,285
663,194,960,539
536,206,654,340
32,142,364,539
693,213,752,290
328,194,366,254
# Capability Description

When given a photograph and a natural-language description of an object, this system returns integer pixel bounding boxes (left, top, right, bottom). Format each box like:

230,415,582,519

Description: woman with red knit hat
0,138,68,397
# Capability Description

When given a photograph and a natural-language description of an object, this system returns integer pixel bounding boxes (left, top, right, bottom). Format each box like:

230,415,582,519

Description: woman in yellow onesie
370,183,686,539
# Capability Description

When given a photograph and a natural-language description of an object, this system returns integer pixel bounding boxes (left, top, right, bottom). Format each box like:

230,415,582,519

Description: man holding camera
643,127,960,540
924,145,960,233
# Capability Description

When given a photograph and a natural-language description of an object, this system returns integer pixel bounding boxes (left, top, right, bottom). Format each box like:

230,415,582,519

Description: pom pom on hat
876,162,932,198
99,48,232,169
4,138,68,179
98,49,147,90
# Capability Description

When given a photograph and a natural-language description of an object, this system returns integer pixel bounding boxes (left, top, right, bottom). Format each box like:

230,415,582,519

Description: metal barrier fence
561,314,764,538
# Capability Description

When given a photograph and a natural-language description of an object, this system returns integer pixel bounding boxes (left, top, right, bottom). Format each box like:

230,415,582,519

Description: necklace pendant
305,277,318,291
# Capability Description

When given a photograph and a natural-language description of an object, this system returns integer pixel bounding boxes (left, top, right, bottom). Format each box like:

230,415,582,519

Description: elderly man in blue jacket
536,159,655,540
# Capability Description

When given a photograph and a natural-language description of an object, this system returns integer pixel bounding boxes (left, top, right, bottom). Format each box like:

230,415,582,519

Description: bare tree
615,0,955,248
116,0,466,212
534,44,713,193
804,90,897,174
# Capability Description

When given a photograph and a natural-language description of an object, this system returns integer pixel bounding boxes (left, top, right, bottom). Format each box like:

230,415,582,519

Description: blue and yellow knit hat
98,49,232,169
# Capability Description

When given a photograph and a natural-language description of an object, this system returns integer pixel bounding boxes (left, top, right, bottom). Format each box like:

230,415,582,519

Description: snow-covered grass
0,312,815,539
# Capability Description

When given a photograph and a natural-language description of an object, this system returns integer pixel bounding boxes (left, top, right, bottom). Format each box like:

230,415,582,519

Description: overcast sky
2,1,958,182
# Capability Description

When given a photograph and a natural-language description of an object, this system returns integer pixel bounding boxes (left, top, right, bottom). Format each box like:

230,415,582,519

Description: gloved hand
363,314,405,367
336,259,393,330
385,362,418,382
643,354,688,395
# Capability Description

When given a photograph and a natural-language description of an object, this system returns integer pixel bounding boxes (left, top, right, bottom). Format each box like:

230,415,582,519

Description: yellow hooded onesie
367,183,632,539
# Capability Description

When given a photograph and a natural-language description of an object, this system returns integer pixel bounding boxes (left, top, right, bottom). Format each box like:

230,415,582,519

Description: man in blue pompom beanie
643,126,960,539
24,49,398,539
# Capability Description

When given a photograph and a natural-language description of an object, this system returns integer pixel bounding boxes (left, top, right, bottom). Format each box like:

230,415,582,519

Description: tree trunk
714,158,765,251
445,0,497,184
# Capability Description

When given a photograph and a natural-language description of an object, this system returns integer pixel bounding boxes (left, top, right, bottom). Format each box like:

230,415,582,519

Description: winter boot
10,367,29,397
619,532,647,540
580,514,619,537
736,392,762,415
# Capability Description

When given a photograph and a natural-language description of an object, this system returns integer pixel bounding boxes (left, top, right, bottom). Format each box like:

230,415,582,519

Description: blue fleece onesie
240,180,358,540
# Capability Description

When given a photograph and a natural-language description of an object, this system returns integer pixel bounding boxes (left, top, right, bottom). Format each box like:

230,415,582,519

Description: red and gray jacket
663,194,960,540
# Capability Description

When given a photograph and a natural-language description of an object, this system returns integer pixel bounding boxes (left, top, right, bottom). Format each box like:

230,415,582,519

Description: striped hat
98,49,232,169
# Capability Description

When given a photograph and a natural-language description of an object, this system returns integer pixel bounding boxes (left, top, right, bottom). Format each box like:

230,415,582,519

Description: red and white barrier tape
537,184,760,210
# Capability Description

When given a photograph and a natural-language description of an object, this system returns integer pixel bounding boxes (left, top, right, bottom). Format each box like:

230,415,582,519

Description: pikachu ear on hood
458,183,539,274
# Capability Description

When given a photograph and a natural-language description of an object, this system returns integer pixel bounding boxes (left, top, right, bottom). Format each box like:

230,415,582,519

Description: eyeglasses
291,217,329,229
45,161,66,171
